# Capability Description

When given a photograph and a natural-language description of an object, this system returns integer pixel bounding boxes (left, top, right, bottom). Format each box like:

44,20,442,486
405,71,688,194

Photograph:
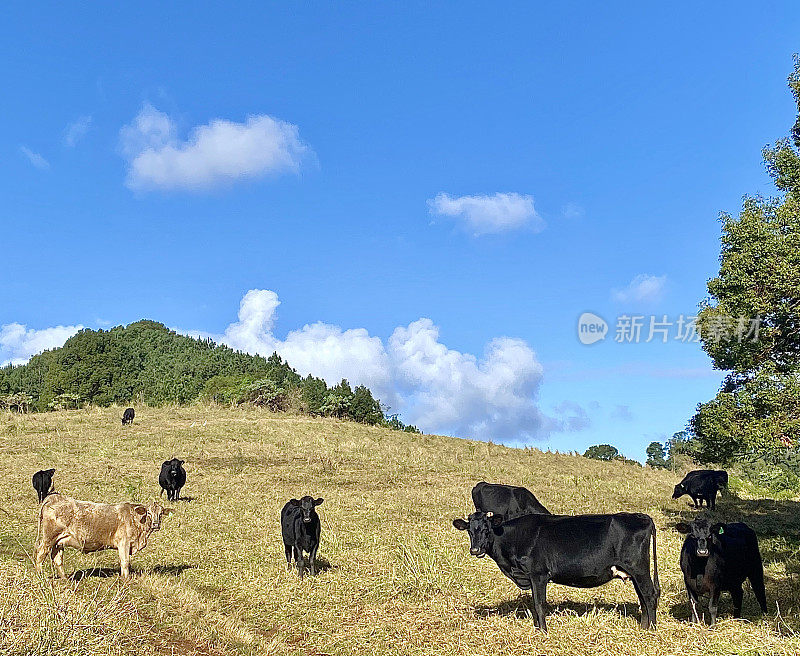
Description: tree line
0,320,420,433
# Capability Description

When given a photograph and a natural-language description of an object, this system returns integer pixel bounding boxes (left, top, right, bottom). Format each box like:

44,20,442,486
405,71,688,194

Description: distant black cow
676,517,767,624
121,408,135,425
158,458,186,501
471,481,550,518
281,496,323,578
453,511,659,631
32,468,55,503
672,470,728,509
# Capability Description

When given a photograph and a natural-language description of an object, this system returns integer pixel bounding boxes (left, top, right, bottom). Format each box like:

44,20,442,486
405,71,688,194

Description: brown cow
35,493,173,579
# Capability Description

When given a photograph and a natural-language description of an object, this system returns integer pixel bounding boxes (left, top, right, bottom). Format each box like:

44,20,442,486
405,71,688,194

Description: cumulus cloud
612,274,667,304
0,322,83,366
120,103,312,191
64,115,92,147
428,192,544,236
19,146,49,170
199,289,560,443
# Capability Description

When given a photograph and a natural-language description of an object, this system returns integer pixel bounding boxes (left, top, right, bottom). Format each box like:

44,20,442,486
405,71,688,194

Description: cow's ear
675,522,691,534
134,505,147,516
179,460,185,465
162,508,175,516
453,518,469,530
289,499,301,506
490,514,504,527
314,498,324,506
712,523,724,535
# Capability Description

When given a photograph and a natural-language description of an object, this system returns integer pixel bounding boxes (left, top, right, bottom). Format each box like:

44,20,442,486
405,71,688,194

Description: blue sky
2,3,800,458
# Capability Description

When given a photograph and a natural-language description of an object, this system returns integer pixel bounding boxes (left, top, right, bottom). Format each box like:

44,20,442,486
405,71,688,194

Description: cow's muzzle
470,548,485,558
303,517,311,523
696,547,709,557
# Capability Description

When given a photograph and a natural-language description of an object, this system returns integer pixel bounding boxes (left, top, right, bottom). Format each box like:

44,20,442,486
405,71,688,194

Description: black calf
122,407,135,425
281,496,323,578
32,468,55,503
159,458,186,501
676,517,767,624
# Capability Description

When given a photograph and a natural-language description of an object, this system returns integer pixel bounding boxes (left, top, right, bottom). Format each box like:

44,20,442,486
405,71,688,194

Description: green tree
692,58,800,462
646,442,667,469
583,444,619,461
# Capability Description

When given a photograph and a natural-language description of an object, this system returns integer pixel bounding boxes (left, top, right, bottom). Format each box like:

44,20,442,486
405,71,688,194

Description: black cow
676,517,767,624
471,481,550,518
281,496,323,578
453,511,660,631
672,470,728,509
32,468,55,503
158,458,186,501
122,408,135,425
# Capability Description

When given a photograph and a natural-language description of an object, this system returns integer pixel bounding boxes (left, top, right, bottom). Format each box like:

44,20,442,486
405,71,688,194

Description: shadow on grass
69,563,195,581
475,594,642,621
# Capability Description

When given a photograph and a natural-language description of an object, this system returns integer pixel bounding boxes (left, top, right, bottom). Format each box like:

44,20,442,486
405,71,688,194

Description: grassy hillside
2,407,800,656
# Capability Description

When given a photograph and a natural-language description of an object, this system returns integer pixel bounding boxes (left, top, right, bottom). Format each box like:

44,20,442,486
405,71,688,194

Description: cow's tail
651,517,660,598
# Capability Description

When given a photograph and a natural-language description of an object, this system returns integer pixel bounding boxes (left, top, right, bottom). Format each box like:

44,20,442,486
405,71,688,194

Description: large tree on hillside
692,58,800,463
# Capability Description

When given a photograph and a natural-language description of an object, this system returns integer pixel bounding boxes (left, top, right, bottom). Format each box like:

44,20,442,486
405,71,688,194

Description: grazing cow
32,468,56,503
122,407,135,425
672,470,728,509
453,511,660,631
471,481,550,518
676,517,767,624
35,493,173,579
281,496,323,578
159,458,186,501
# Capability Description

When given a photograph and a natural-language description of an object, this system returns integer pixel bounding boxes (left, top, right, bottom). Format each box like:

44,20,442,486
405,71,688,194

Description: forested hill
0,320,415,430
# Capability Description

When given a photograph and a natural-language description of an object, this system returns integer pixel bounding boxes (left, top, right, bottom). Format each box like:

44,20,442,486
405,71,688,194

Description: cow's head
290,496,323,523
165,458,184,476
133,503,174,531
672,483,685,499
452,511,504,558
676,517,724,558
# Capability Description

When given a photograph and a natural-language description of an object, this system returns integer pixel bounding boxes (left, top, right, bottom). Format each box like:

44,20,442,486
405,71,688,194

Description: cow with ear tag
35,494,174,579
453,509,660,631
675,516,767,624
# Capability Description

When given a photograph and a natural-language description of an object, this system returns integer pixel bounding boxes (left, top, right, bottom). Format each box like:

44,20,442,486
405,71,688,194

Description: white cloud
612,274,667,304
19,146,49,170
428,192,544,236
120,103,312,191
202,289,557,442
0,323,83,366
64,115,92,147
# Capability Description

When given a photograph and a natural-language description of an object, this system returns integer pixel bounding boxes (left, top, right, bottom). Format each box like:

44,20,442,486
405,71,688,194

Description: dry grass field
2,406,800,655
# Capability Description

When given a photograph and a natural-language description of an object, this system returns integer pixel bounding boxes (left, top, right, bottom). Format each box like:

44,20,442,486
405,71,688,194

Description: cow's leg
709,495,716,510
529,575,548,631
730,584,744,618
52,545,67,579
687,587,702,623
284,544,293,568
708,587,721,625
749,567,768,613
293,546,304,578
309,543,319,576
630,571,657,629
34,538,49,574
118,542,131,578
